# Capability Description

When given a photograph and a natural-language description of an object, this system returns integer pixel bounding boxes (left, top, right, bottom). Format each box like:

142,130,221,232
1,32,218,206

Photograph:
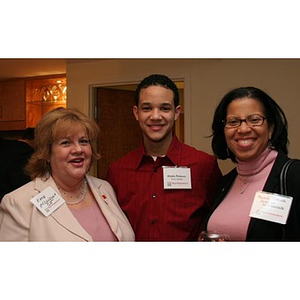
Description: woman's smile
225,98,273,162
50,130,92,183
235,138,255,148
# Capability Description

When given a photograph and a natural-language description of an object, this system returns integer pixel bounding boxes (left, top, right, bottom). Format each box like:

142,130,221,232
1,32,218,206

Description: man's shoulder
109,147,142,168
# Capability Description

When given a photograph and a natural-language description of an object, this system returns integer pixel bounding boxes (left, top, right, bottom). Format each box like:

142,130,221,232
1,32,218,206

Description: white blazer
0,175,135,241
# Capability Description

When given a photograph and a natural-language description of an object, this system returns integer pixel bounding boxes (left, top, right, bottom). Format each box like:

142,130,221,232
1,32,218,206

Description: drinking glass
198,231,230,242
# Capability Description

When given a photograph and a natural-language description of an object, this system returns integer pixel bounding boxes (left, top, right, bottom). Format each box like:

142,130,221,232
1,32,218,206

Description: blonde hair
25,107,100,179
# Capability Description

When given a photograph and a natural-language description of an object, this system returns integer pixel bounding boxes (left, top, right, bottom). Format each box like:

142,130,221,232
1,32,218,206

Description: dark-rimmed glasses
223,114,267,128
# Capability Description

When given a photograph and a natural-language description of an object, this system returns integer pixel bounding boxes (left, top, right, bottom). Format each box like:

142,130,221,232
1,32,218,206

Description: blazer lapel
34,176,93,241
247,151,288,239
50,204,92,241
86,176,119,235
261,152,286,192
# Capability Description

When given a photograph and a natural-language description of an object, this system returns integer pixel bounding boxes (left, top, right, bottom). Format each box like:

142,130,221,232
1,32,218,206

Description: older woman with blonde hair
0,107,135,241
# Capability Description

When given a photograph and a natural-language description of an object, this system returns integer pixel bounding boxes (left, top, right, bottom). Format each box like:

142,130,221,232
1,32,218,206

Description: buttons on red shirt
106,135,222,241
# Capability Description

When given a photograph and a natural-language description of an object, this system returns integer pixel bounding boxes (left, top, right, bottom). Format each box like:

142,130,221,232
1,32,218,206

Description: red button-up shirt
106,135,222,241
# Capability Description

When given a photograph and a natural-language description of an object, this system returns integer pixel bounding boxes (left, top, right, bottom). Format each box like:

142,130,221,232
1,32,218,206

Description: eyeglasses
223,114,267,128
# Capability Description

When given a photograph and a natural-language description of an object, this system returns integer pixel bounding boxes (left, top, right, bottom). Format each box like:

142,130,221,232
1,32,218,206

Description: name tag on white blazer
30,186,65,217
249,191,293,224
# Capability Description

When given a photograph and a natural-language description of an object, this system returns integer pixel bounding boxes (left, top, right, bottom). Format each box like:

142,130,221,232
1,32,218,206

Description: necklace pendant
238,174,254,194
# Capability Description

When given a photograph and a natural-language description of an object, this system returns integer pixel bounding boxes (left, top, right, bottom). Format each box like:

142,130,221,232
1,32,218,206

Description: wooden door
0,79,26,130
96,87,142,179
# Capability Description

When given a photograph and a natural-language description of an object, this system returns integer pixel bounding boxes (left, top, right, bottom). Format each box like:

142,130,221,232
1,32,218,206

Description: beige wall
66,59,300,174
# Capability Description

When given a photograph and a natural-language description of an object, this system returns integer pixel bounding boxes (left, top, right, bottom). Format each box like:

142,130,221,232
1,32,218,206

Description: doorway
95,82,184,179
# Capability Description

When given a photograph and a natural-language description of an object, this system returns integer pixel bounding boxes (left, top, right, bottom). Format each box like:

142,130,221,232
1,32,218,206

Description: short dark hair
135,74,179,107
211,86,289,162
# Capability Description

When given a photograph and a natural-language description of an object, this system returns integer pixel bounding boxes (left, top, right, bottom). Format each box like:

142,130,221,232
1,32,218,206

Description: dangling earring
268,140,275,149
45,162,51,179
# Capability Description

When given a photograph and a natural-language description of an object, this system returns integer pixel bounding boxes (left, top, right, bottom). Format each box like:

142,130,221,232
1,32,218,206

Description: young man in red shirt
106,74,222,241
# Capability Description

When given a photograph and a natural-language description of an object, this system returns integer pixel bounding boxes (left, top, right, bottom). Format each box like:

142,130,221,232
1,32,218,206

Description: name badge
249,191,293,225
30,186,65,217
163,166,192,189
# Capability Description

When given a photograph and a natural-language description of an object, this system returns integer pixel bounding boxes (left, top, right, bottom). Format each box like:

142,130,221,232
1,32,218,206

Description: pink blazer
0,175,135,241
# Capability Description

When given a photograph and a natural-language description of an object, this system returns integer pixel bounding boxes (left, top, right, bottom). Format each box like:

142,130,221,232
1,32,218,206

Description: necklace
238,174,254,194
58,179,88,205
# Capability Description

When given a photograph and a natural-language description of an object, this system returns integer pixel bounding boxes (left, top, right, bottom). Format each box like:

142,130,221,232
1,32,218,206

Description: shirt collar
134,135,182,169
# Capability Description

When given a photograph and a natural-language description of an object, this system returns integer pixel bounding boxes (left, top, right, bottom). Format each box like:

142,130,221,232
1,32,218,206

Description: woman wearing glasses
204,86,300,241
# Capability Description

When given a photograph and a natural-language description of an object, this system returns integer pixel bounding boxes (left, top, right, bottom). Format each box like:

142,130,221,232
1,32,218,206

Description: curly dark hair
135,74,179,107
211,86,289,162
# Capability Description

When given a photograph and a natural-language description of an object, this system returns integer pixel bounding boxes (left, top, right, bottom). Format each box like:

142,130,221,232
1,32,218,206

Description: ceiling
0,59,185,89
0,59,68,80
0,59,101,80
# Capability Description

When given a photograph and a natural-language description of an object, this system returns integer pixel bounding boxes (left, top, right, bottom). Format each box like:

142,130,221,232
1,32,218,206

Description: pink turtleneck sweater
207,148,278,241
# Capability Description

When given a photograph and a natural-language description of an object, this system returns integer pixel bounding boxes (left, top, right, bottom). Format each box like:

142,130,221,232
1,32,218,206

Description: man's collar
167,135,182,163
134,135,182,169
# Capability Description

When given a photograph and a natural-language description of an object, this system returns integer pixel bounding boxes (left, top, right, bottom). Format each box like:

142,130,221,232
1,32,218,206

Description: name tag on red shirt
163,166,192,189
